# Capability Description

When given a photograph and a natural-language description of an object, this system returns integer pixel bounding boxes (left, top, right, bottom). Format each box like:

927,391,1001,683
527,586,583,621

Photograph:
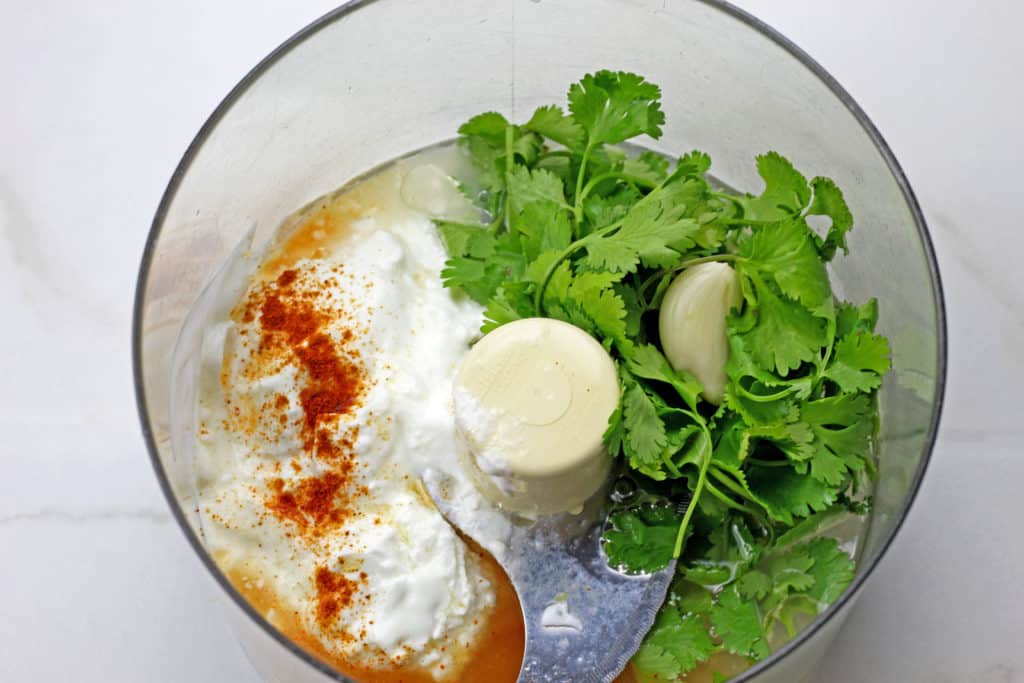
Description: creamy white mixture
190,162,510,678
452,384,524,499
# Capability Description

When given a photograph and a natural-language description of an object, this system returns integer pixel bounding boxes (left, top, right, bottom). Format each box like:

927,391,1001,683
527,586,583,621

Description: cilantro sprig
438,71,888,681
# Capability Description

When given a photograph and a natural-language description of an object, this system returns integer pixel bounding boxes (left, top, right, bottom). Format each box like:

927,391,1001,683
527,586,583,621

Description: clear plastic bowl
132,1,946,681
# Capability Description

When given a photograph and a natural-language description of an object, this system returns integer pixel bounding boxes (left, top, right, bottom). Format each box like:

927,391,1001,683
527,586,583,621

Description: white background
1,1,1021,681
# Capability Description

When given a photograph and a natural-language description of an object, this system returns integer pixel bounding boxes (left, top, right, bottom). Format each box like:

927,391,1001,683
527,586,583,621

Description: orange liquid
255,168,404,282
224,543,525,682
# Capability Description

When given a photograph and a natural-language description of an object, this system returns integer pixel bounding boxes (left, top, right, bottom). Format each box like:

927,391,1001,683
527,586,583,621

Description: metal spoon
423,472,676,683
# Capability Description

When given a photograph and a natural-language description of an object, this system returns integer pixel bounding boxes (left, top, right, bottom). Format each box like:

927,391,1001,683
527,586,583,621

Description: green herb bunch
437,71,890,680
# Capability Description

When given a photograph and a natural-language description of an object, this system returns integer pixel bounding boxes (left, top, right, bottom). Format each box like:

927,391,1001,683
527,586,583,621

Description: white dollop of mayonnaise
452,384,526,497
191,162,510,679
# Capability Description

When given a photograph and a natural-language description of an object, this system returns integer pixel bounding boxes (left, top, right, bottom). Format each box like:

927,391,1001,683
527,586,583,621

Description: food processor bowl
133,1,946,681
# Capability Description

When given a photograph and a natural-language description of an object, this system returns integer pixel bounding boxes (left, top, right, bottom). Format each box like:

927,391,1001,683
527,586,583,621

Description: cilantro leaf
514,200,572,260
458,111,510,146
440,256,499,303
673,579,715,617
738,218,832,315
773,505,849,548
773,594,820,638
610,372,708,484
746,463,839,525
724,330,811,403
803,537,855,604
621,374,669,477
685,518,759,588
568,70,666,146
457,113,511,194
737,570,773,600
722,336,807,427
749,419,816,466
724,387,798,433
732,277,827,375
709,421,789,523
583,190,699,273
512,130,543,166
801,393,871,426
582,185,641,232
568,270,630,350
624,343,703,411
633,607,714,680
603,504,681,573
684,563,733,587
731,541,829,640
536,264,631,351
617,281,644,339
712,419,753,470
623,150,671,185
524,104,585,150
826,332,891,393
710,584,771,660
643,174,728,251
435,220,485,258
807,176,853,260
481,281,534,333
461,135,505,194
660,417,712,481
656,175,713,217
732,152,811,222
507,166,570,215
807,447,848,486
584,144,628,179
836,298,879,338
676,150,712,177
440,231,526,305
800,394,875,476
603,400,625,460
761,548,815,594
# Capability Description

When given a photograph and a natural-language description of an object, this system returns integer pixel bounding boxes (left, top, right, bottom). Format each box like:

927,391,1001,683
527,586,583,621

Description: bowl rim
132,1,948,680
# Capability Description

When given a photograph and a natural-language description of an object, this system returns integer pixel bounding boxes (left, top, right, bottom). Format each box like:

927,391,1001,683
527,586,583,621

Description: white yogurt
191,162,508,678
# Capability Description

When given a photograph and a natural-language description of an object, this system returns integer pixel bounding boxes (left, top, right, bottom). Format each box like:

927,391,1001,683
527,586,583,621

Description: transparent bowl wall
133,1,946,681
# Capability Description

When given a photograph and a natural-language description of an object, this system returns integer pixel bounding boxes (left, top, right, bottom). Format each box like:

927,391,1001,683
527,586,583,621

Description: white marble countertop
1,1,1020,681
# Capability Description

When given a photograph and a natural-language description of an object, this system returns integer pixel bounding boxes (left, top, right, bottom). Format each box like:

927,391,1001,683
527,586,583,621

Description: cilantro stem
486,194,506,234
735,382,794,402
504,125,515,174
503,125,515,233
532,219,625,314
668,252,745,271
534,242,579,314
746,458,790,468
572,143,595,230
579,170,658,203
672,426,712,559
704,479,760,516
815,315,839,385
708,468,770,518
722,218,780,227
639,253,746,298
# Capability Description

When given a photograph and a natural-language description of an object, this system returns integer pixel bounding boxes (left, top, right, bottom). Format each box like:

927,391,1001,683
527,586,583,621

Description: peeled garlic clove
658,262,742,404
400,163,479,222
